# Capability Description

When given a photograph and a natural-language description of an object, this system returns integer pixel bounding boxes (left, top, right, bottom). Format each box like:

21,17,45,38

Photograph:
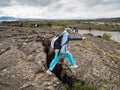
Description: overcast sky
0,0,120,19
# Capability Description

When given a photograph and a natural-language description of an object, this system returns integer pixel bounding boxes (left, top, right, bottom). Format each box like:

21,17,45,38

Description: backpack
51,34,63,49
51,32,68,55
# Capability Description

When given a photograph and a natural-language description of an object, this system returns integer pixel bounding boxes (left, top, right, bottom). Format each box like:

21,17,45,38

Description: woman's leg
64,52,76,66
49,52,62,71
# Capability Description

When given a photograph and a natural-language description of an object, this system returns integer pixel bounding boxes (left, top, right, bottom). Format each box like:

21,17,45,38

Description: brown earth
0,26,120,90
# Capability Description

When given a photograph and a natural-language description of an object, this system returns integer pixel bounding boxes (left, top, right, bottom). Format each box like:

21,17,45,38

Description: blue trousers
49,51,76,71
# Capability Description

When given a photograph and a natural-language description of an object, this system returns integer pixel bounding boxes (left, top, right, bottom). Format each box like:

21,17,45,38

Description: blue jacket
60,30,82,53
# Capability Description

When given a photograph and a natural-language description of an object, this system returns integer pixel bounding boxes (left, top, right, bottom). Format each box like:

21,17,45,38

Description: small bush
74,83,97,90
102,33,112,40
12,28,15,31
47,22,52,27
26,24,34,28
61,23,68,28
87,33,93,36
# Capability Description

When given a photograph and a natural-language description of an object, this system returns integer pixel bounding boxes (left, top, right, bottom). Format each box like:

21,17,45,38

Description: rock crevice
0,26,120,90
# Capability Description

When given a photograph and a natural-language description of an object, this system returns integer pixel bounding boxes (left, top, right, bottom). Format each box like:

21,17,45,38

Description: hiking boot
46,70,52,75
71,65,78,68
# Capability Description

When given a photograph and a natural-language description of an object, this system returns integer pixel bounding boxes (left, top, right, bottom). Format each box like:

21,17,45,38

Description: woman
47,28,86,75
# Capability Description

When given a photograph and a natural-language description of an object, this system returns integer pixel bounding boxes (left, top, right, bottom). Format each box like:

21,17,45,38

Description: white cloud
0,0,120,19
0,6,47,18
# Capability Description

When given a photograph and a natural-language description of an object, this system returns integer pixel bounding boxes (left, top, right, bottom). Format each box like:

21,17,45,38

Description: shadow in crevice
36,36,84,89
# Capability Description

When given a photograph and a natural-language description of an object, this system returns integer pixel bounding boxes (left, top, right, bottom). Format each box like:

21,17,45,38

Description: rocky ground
0,26,120,90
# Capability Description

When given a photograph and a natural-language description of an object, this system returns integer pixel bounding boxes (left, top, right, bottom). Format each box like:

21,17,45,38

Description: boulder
0,39,65,90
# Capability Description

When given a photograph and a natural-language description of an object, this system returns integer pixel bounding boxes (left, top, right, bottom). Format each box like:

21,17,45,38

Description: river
78,30,120,42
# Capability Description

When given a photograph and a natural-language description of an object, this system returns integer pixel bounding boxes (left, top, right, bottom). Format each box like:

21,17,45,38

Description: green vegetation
0,20,120,31
74,82,97,90
63,83,70,90
47,22,52,27
22,21,120,30
106,52,120,60
102,33,112,40
63,82,97,90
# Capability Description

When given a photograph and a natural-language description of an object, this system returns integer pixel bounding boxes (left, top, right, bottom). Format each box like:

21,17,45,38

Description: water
78,30,120,42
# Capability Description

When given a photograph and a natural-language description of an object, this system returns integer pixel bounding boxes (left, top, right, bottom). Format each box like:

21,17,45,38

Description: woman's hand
82,37,87,40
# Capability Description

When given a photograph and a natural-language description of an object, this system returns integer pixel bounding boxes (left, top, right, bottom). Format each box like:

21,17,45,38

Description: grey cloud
48,3,64,12
0,0,11,7
0,10,4,14
83,0,120,11
0,0,62,7
86,0,120,7
63,7,76,13
14,0,61,7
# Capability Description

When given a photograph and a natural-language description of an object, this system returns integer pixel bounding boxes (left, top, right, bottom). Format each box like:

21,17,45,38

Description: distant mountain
0,16,28,21
76,17,120,23
0,16,17,21
0,16,120,22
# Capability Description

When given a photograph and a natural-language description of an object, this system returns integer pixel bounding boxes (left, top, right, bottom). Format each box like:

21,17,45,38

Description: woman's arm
68,35,82,40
